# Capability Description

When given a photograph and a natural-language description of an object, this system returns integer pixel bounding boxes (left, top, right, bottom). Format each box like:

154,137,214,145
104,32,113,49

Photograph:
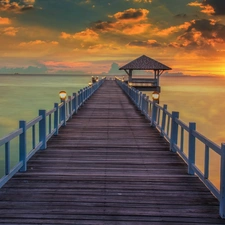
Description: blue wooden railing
116,77,225,219
0,78,105,189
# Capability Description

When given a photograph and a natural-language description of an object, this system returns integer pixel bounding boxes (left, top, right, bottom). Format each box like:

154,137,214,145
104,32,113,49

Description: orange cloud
3,26,18,36
87,43,119,53
0,17,10,25
19,40,58,47
188,1,215,15
60,29,99,41
156,22,191,36
134,0,152,2
43,61,93,72
23,0,35,4
122,23,150,35
127,39,162,48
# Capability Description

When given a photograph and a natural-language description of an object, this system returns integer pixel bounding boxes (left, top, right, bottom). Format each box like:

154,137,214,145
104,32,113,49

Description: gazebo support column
124,69,133,83
154,70,160,86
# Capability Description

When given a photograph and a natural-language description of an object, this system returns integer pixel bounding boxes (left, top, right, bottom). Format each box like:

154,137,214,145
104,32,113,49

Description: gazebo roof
119,55,171,71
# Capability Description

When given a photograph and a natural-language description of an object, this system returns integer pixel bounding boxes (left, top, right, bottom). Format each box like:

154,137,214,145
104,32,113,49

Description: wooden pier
0,80,224,224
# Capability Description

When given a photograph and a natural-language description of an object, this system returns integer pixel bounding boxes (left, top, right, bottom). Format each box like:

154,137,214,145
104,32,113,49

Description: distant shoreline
0,73,224,78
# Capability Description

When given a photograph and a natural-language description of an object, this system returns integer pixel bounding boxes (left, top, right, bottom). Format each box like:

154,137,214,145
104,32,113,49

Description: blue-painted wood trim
54,103,59,135
170,111,179,152
204,145,209,179
39,110,47,150
26,116,42,129
0,129,22,146
32,125,35,150
5,142,10,175
19,120,27,172
188,122,196,175
220,144,225,218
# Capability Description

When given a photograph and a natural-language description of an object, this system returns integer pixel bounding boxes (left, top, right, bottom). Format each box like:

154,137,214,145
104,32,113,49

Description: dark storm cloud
177,19,225,50
187,19,225,39
112,8,149,22
115,9,144,20
92,20,114,31
203,0,225,15
174,14,187,18
0,0,34,13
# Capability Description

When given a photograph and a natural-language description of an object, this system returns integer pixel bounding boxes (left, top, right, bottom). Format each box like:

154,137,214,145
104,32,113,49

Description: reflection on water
0,75,225,188
159,76,225,144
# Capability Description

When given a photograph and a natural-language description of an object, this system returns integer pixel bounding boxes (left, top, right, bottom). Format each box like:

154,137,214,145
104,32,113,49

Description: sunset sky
0,0,225,75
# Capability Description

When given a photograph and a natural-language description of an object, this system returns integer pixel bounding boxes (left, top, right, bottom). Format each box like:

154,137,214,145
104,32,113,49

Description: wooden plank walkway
0,80,224,224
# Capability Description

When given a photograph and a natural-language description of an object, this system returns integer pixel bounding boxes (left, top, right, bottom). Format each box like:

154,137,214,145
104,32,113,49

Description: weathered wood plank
0,80,224,224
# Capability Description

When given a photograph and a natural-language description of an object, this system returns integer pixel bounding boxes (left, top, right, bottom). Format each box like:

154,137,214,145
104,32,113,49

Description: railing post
151,101,158,127
146,96,149,119
78,90,81,108
188,122,196,174
61,100,66,126
142,94,146,114
160,104,167,137
5,143,10,175
19,120,27,172
73,93,77,114
139,92,142,110
170,111,179,152
39,110,47,150
83,88,86,102
220,143,225,218
135,90,138,106
81,88,84,104
54,103,59,135
68,96,72,119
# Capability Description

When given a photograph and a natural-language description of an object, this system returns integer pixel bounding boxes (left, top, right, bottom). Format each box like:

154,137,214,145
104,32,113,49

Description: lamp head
152,91,160,101
59,91,67,101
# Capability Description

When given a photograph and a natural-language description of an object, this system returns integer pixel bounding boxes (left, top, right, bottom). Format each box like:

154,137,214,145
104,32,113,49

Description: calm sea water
0,74,225,188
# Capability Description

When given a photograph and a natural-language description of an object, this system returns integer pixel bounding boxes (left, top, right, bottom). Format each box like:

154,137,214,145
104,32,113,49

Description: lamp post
59,91,67,126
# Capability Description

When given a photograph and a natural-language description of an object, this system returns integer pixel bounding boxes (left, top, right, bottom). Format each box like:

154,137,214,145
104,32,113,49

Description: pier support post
19,120,27,172
170,111,179,152
188,122,196,174
220,143,225,218
39,110,47,150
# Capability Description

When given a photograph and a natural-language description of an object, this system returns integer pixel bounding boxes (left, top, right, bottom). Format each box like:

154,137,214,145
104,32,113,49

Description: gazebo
119,55,171,92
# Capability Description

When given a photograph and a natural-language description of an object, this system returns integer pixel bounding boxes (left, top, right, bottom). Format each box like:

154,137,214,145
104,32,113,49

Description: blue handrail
115,77,225,219
0,78,105,189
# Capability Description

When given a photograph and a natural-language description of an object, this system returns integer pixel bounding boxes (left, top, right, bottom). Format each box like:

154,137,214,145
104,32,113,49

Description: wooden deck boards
0,80,224,224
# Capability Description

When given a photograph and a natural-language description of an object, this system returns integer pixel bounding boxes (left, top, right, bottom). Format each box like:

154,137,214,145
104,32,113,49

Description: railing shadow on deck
0,78,105,189
115,77,225,219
